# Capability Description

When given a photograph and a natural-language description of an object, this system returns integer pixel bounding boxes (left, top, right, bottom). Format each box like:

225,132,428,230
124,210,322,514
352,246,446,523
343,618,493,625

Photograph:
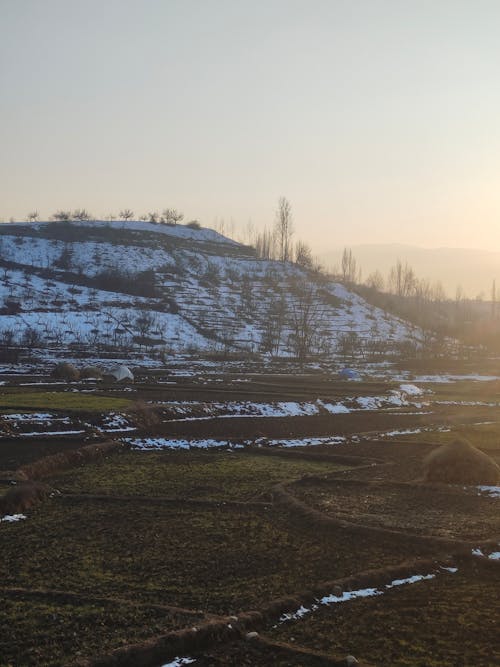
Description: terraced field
0,372,498,666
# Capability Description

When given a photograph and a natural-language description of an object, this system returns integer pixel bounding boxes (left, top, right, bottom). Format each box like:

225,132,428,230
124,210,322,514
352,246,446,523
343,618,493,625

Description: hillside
0,220,421,363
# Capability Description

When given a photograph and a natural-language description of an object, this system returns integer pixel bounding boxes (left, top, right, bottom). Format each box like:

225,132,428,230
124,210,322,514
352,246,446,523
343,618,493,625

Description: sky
1,0,500,253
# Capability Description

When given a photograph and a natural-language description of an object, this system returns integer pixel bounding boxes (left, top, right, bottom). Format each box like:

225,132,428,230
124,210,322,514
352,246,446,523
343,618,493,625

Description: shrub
80,365,103,380
0,481,53,515
186,220,201,229
423,438,500,485
127,400,160,429
52,362,80,382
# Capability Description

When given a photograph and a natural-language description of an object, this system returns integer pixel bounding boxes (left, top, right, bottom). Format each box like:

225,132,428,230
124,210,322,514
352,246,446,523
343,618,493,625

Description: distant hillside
0,220,421,360
319,244,500,298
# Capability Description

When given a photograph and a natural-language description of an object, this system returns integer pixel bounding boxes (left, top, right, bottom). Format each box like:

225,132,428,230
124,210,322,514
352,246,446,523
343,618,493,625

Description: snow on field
215,401,320,417
0,514,27,523
399,383,424,395
279,570,448,624
380,425,451,439
127,437,234,450
316,400,350,414
414,374,500,383
160,657,196,667
155,386,427,422
3,413,56,421
472,544,500,559
265,436,347,447
126,434,347,450
477,486,500,498
100,413,136,433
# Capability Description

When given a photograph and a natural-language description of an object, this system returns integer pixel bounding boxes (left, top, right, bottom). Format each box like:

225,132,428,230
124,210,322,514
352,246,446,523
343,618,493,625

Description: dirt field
0,372,499,666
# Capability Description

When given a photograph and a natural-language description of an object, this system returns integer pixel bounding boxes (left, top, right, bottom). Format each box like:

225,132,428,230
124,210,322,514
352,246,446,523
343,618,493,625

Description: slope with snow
0,220,422,357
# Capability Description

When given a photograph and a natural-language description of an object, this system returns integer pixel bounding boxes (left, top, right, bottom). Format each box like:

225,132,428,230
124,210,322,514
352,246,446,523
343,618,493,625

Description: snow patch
477,485,500,498
1,514,27,523
399,383,424,396
280,570,445,625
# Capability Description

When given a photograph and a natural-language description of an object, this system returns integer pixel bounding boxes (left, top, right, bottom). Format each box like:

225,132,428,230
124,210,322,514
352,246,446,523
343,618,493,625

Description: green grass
0,391,131,412
0,498,435,616
48,449,349,500
0,595,202,667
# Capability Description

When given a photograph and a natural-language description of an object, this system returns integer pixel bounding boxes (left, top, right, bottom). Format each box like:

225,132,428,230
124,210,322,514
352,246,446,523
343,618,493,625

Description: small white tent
109,365,134,382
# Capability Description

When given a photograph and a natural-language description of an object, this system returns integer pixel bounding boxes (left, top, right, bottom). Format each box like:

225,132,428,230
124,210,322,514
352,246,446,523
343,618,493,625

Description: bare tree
341,248,360,284
261,293,287,356
274,197,293,262
295,240,313,269
147,212,159,224
52,210,72,221
27,211,39,223
388,260,415,297
21,325,42,349
120,209,134,221
255,226,276,259
72,209,91,221
162,208,184,225
289,281,327,362
365,270,384,291
134,310,157,338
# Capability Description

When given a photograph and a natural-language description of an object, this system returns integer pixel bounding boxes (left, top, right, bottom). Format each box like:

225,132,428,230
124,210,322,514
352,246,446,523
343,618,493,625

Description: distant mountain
0,220,420,360
319,244,500,298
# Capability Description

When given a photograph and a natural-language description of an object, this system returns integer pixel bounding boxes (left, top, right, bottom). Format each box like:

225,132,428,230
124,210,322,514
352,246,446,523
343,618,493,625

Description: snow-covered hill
0,220,421,360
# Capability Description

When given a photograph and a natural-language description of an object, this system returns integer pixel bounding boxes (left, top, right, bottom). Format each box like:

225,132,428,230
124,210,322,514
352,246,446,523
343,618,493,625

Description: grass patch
292,478,500,540
48,449,349,500
0,594,201,667
0,498,435,615
0,391,131,412
268,564,500,667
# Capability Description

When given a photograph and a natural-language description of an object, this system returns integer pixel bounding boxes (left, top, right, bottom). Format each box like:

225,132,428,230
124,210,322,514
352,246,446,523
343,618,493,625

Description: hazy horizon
2,0,500,253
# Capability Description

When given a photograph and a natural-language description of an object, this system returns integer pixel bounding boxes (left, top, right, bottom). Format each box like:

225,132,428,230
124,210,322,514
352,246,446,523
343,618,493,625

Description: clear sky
1,0,499,252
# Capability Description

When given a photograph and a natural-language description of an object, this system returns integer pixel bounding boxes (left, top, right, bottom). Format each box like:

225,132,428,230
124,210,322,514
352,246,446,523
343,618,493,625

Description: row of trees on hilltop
14,208,198,227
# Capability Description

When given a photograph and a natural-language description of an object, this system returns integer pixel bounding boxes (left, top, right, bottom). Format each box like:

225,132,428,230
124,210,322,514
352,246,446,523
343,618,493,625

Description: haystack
423,438,500,485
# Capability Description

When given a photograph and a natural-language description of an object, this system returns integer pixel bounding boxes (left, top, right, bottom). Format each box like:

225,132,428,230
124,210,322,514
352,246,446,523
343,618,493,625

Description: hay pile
423,438,500,485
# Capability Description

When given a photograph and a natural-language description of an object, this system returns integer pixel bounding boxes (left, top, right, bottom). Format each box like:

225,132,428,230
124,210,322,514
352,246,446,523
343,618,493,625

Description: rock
245,631,259,640
345,656,359,666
